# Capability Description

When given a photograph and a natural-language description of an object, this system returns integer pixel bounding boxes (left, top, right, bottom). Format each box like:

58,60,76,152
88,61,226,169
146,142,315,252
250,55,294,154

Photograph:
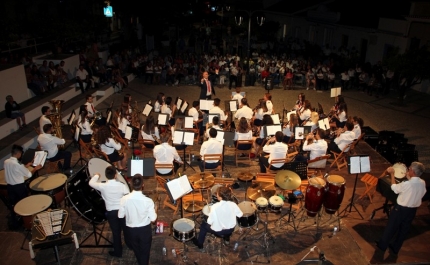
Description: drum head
269,195,284,206
211,184,223,197
256,197,268,206
202,204,211,215
30,174,67,191
173,218,195,231
327,175,345,185
238,201,257,216
87,158,130,193
393,163,407,179
309,177,326,187
14,194,52,216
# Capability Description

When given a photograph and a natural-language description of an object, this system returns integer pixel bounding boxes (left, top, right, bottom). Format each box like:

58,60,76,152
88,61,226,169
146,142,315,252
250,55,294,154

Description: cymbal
188,172,214,183
247,182,276,200
183,201,205,213
237,172,254,181
194,179,215,189
275,170,301,190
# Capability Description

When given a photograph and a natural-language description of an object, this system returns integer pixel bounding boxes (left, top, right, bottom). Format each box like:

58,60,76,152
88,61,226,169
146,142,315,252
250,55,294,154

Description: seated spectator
5,95,27,130
76,64,91,94
24,66,44,96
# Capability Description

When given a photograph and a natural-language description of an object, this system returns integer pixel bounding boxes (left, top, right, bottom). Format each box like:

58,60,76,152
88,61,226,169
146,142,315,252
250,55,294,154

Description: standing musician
77,108,93,143
193,186,243,249
376,162,426,255
154,92,165,113
259,131,289,173
326,120,355,155
96,125,127,171
282,113,298,144
199,71,217,100
140,115,160,145
118,174,157,265
85,94,97,119
199,128,223,172
37,124,72,170
4,145,42,229
209,98,228,126
234,98,253,121
117,107,130,139
263,93,274,114
39,106,52,133
153,132,183,175
297,99,312,125
89,166,129,258
302,128,328,164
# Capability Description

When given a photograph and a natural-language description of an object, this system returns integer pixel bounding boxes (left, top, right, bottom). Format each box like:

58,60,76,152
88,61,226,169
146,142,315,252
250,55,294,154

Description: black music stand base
339,173,364,219
182,147,195,172
79,222,113,248
72,142,88,168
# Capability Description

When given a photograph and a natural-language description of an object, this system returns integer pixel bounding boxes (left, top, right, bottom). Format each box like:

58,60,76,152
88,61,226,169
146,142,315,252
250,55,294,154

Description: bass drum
87,158,130,190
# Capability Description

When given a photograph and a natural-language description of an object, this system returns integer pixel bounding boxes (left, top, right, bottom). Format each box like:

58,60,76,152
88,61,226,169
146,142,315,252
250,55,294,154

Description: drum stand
79,222,113,248
252,210,275,250
295,206,323,234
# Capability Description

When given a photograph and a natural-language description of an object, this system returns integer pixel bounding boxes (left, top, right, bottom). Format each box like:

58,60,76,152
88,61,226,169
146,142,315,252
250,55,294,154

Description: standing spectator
5,95,27,130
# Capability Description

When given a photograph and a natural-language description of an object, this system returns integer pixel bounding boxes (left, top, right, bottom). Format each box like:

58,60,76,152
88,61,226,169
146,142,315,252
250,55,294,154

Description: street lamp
235,10,265,58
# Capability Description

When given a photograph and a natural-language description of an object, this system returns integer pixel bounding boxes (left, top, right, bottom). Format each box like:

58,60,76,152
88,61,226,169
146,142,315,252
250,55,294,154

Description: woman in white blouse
330,102,348,129
97,125,127,171
117,107,130,139
352,116,363,140
282,113,298,144
297,99,311,125
234,118,253,154
154,92,165,113
140,116,160,145
77,109,93,143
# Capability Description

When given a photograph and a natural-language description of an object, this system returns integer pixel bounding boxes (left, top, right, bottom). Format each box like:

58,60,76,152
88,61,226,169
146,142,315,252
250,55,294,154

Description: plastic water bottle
333,226,338,236
162,247,167,256
233,242,239,251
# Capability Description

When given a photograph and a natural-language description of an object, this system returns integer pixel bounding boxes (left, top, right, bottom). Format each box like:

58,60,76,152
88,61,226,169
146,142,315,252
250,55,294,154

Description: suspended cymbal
247,182,276,200
188,172,214,183
194,179,215,189
237,172,254,181
275,170,301,190
183,201,205,213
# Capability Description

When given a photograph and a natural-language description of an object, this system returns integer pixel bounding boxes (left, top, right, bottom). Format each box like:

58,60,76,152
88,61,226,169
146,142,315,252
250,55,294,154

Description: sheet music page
360,156,371,173
166,175,192,200
183,131,195,145
184,117,194,129
158,114,168,125
33,151,47,167
216,130,224,142
323,118,330,129
318,119,326,130
142,104,152,116
177,98,183,109
349,156,361,174
180,102,188,113
131,160,144,176
106,111,112,124
124,126,133,140
207,100,214,109
229,101,238,112
208,114,219,124
271,114,280,124
68,112,75,125
199,99,207,110
74,126,80,142
331,87,338,97
173,130,184,145
295,127,304,139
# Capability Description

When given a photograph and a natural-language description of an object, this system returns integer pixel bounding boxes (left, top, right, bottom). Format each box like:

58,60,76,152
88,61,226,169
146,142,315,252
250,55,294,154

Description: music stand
339,155,370,219
215,130,235,171
72,126,87,168
173,130,196,171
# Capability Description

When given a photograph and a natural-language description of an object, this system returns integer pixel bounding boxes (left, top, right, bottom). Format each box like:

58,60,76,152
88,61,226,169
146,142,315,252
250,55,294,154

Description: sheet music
295,127,305,139
68,112,75,125
142,104,152,116
208,114,219,124
265,125,281,137
271,114,280,124
173,130,184,145
74,126,80,142
124,126,133,140
318,118,330,130
180,101,188,113
349,156,361,174
229,101,238,112
331,87,341,97
360,156,371,173
131,160,144,175
158,114,168,125
200,100,214,110
176,97,183,110
166,175,193,200
184,116,194,129
33,151,47,167
106,111,112,124
216,130,224,142
183,131,195,145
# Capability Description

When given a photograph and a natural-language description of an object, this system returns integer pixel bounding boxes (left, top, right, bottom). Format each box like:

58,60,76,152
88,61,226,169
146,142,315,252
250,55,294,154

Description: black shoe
108,251,122,258
375,240,386,252
223,238,230,245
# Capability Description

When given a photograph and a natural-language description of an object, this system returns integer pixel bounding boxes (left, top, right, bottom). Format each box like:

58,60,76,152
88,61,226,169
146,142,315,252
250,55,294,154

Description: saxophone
48,100,65,149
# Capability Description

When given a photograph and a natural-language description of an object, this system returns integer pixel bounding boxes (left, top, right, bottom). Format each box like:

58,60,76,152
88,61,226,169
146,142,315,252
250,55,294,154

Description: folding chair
235,139,254,166
358,172,382,203
140,139,156,158
349,133,365,155
330,143,352,171
41,159,65,175
78,139,94,160
155,163,175,178
255,173,276,185
203,154,223,176
307,154,331,177
92,148,110,162
265,158,287,174
155,176,181,217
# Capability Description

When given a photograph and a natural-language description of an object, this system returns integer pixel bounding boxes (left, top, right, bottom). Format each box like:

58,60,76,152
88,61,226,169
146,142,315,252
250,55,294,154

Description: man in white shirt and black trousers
376,162,426,255
37,124,72,171
118,174,157,265
259,131,289,173
89,166,129,258
199,128,223,172
193,186,243,249
4,145,42,229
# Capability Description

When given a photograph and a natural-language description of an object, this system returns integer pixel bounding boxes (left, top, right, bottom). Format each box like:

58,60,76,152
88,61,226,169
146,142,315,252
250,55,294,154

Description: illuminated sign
104,6,113,17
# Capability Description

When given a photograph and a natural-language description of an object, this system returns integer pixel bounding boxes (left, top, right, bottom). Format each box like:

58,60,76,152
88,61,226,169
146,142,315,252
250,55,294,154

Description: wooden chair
235,139,253,166
330,143,352,171
203,154,223,176
140,139,156,158
265,158,287,174
110,128,130,154
155,176,181,216
307,154,331,177
155,163,175,178
255,173,276,185
358,172,382,203
92,148,110,162
78,139,94,160
349,133,365,155
213,177,234,186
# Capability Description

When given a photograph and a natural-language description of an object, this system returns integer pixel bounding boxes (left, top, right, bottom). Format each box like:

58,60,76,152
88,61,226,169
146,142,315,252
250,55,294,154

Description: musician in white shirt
153,132,183,175
39,106,52,133
209,98,227,123
199,128,223,172
264,93,274,114
89,166,129,257
327,121,355,155
234,98,253,120
97,125,127,171
352,116,363,140
297,100,311,125
117,108,130,138
259,131,289,173
85,94,97,118
37,124,72,170
118,175,157,265
303,129,328,168
205,116,222,139
77,109,93,143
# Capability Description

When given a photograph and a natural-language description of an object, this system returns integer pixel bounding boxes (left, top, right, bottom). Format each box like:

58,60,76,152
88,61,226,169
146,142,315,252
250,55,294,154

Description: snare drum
393,162,407,181
14,194,52,230
323,175,345,214
202,204,211,222
255,197,268,211
304,177,326,217
29,173,67,205
172,218,195,242
237,201,257,227
269,195,284,213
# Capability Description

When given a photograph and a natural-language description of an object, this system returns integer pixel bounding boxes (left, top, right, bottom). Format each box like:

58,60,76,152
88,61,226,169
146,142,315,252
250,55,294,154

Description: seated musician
234,117,253,156
209,98,227,126
193,186,243,249
161,96,176,126
326,120,355,155
117,107,130,139
188,101,204,142
253,114,274,156
263,93,274,114
297,99,311,125
85,94,97,119
302,128,328,167
258,131,289,173
252,99,270,129
153,132,183,175
171,117,186,151
153,92,165,113
352,116,363,140
205,116,222,140
77,109,93,143
231,87,243,105
304,111,319,132
293,93,305,111
97,125,127,171
234,98,253,121
4,145,42,229
329,102,348,129
199,128,223,172
282,113,298,144
140,115,160,145
39,106,52,133
37,124,72,170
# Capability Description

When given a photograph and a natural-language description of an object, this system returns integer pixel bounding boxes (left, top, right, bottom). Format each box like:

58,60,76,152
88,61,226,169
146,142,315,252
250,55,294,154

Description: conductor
199,70,218,100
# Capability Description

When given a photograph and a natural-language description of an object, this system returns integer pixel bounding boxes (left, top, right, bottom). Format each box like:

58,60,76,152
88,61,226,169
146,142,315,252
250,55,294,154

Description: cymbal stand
277,196,297,231
252,209,275,251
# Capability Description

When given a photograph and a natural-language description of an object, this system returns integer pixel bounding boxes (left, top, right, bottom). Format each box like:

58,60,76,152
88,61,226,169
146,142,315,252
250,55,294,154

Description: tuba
48,100,65,149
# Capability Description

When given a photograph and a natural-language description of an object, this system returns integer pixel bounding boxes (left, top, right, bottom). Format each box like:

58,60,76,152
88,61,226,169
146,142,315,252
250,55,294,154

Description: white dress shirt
161,104,172,115
77,116,93,135
232,94,243,105
39,115,52,133
334,131,356,151
37,133,65,158
299,109,311,121
200,138,223,163
100,138,121,155
262,141,289,168
4,157,32,185
85,102,96,118
154,101,162,113
338,110,347,122
207,200,243,231
352,124,361,140
233,131,252,141
303,140,328,160
234,105,253,120
76,68,88,80
209,106,227,121
118,191,157,227
89,175,129,211
205,125,221,139
153,143,182,174
255,108,271,120
391,177,426,208
266,100,273,113
188,107,199,121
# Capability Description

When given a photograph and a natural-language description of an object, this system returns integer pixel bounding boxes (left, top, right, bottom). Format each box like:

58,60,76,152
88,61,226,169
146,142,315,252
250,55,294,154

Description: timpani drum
14,194,52,230
237,201,258,227
0,168,32,200
29,173,67,206
269,195,284,213
172,218,195,242
255,197,268,211
323,175,346,215
304,177,326,217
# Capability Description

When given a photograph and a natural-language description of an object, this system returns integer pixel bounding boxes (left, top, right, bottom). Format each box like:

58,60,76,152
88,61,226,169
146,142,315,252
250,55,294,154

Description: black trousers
197,221,234,246
106,210,126,256
378,204,417,254
49,150,72,170
199,161,220,172
77,79,91,94
127,224,152,265
229,75,237,89
258,155,284,173
7,183,28,228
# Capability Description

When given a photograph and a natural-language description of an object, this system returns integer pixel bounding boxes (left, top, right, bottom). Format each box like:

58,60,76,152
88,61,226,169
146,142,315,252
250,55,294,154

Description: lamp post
235,10,265,58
